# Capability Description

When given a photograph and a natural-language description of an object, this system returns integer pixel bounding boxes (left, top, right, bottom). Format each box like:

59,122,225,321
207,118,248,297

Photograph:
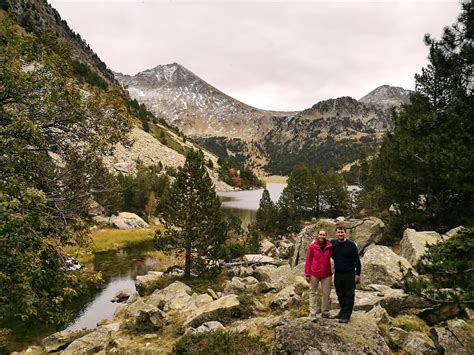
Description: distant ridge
359,84,412,107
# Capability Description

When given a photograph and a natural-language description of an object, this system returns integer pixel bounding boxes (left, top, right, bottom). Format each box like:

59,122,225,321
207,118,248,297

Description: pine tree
323,169,349,218
286,164,315,217
363,3,473,231
402,228,474,306
313,168,327,216
255,188,276,234
246,223,261,254
154,150,227,277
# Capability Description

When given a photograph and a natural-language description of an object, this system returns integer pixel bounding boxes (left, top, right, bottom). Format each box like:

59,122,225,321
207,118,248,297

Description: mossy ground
64,226,163,263
172,329,270,355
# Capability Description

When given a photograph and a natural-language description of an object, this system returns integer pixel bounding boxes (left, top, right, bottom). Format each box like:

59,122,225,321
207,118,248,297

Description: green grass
65,226,163,263
89,226,162,252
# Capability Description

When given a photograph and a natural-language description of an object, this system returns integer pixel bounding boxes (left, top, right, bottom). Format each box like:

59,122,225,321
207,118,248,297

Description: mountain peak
359,85,412,107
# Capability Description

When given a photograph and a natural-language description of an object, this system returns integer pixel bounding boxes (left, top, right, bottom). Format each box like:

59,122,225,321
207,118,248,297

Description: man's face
317,230,327,244
336,228,346,241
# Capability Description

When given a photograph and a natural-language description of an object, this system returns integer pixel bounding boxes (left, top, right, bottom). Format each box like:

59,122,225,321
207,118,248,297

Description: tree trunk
184,241,192,278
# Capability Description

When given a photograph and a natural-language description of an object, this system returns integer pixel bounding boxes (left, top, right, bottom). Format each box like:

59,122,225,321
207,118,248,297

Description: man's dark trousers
334,272,355,319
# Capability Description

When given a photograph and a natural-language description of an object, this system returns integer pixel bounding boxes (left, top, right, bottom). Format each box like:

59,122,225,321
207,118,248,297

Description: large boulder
260,239,277,256
61,327,111,354
402,334,436,354
270,286,300,309
223,277,246,295
400,228,442,267
135,271,163,293
183,295,240,328
110,212,149,229
146,281,193,311
272,312,390,354
442,226,464,240
361,244,412,287
292,217,385,265
430,319,474,354
419,304,465,326
42,329,92,353
251,264,304,291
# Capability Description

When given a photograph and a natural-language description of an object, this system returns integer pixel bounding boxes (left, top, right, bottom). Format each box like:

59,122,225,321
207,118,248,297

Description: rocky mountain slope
359,84,412,107
117,64,412,175
2,0,114,84
2,0,233,190
115,64,293,140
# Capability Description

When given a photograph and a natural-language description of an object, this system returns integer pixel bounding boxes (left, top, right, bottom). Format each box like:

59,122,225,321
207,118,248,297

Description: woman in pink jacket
304,229,333,322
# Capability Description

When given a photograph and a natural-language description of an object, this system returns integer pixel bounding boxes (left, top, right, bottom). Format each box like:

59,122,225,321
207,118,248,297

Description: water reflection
218,183,286,228
66,240,159,330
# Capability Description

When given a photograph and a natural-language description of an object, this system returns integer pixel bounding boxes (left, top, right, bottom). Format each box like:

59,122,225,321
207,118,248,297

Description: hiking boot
310,313,317,322
328,313,342,319
338,318,350,323
321,313,331,319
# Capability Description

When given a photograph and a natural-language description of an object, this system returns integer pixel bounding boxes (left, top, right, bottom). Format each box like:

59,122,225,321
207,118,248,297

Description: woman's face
316,230,327,243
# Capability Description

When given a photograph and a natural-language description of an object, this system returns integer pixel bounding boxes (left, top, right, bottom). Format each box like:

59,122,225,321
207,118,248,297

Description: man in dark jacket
330,226,361,323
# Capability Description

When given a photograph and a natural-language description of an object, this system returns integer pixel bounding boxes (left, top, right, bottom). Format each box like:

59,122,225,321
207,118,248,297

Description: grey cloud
50,0,460,110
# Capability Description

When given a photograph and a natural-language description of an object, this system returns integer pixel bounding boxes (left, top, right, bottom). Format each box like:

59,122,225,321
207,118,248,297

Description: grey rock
388,326,409,348
366,304,391,324
272,312,390,354
277,240,294,259
442,226,465,240
223,277,246,295
135,271,163,292
61,327,111,354
111,289,132,303
260,239,277,256
183,295,240,328
193,321,224,334
146,281,193,311
253,281,277,294
361,244,413,287
251,263,303,291
403,334,436,354
400,228,442,267
419,304,465,326
292,217,385,266
110,212,149,230
430,319,474,354
42,328,92,353
271,286,300,309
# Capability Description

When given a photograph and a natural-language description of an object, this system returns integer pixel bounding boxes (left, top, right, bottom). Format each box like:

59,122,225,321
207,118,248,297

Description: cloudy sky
49,0,461,111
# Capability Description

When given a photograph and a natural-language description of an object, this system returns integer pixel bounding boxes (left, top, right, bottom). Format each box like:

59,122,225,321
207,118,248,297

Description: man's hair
335,226,346,232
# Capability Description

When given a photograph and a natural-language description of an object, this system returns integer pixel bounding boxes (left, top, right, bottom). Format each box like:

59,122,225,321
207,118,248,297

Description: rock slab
272,312,390,354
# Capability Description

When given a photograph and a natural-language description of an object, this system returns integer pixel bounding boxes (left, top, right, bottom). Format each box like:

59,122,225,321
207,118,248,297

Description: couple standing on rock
304,226,361,323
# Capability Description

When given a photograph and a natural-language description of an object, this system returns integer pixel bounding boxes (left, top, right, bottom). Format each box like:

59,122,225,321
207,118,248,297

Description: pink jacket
304,240,333,279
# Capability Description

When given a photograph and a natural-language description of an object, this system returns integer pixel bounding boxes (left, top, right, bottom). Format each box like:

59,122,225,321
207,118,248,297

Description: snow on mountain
359,85,412,107
115,63,292,141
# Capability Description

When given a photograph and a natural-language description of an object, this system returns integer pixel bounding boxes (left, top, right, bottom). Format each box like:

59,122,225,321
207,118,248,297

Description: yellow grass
88,226,163,252
263,175,288,183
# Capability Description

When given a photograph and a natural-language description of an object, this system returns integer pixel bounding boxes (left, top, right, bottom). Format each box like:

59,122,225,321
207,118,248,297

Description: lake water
218,182,286,228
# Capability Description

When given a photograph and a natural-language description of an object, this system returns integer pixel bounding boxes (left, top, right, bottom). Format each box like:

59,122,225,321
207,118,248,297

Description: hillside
0,0,233,190
115,64,293,141
117,63,412,175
